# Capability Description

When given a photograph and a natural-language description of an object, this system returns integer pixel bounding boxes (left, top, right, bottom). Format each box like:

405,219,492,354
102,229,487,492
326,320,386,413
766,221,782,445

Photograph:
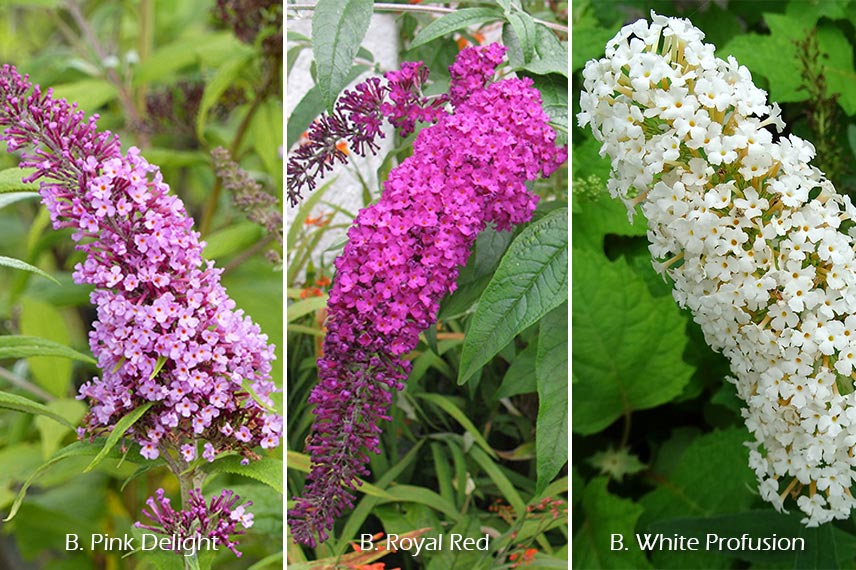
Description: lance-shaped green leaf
0,256,59,284
0,167,39,193
312,0,374,111
572,250,693,434
415,393,496,458
0,390,75,428
410,8,503,50
535,302,567,494
5,438,142,521
458,208,568,384
0,335,94,364
507,11,537,63
84,402,154,472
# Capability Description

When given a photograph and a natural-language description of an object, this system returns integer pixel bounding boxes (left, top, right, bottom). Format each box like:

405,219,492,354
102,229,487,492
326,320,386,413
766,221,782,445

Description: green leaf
640,428,755,526
203,222,265,259
571,251,693,434
381,485,463,523
649,510,856,568
529,74,568,146
0,191,39,210
133,32,242,85
286,64,369,149
287,295,329,323
571,19,620,72
19,297,73,398
458,208,568,384
0,167,39,193
415,393,496,458
849,124,856,160
34,398,86,459
535,302,567,494
202,456,283,494
723,13,856,115
572,477,652,569
507,11,537,63
196,50,253,141
83,402,154,473
0,390,75,429
0,335,94,363
639,428,757,569
496,341,537,399
50,79,118,112
312,0,374,111
252,100,284,186
3,438,135,521
469,446,525,514
247,552,284,570
439,227,513,320
0,255,59,284
410,8,504,50
572,191,647,252
149,355,167,381
531,24,568,76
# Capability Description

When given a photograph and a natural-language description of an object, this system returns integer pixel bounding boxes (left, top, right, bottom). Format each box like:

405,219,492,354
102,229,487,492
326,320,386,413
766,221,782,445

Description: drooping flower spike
288,44,567,547
580,12,856,526
0,65,281,474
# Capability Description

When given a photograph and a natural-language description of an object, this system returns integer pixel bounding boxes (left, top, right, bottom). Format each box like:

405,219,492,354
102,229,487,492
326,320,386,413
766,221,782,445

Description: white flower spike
579,11,856,526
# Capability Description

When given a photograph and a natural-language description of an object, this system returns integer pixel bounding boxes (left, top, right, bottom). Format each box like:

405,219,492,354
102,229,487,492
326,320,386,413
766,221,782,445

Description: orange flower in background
316,275,331,287
509,548,538,568
304,212,331,227
299,287,323,299
337,140,350,155
456,30,485,50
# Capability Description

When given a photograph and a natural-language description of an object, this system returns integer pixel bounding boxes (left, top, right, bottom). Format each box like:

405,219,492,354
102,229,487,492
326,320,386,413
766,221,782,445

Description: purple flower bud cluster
380,61,447,137
0,65,281,465
286,61,443,206
288,45,567,547
135,488,253,557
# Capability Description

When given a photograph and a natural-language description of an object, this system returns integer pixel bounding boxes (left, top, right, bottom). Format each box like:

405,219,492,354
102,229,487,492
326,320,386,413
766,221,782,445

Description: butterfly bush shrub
0,65,280,555
579,12,856,526
287,43,567,546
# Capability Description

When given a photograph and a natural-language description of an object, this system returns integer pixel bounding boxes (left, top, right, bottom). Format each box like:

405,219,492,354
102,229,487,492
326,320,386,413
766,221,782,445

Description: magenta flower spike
288,45,567,547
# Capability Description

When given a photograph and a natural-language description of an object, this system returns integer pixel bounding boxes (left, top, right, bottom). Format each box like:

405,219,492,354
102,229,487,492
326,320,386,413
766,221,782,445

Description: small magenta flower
288,44,567,546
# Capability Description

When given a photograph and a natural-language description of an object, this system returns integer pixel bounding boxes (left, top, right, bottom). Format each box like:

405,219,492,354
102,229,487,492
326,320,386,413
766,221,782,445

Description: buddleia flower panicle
580,12,856,526
135,488,253,556
0,66,282,542
286,59,445,206
288,44,567,547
